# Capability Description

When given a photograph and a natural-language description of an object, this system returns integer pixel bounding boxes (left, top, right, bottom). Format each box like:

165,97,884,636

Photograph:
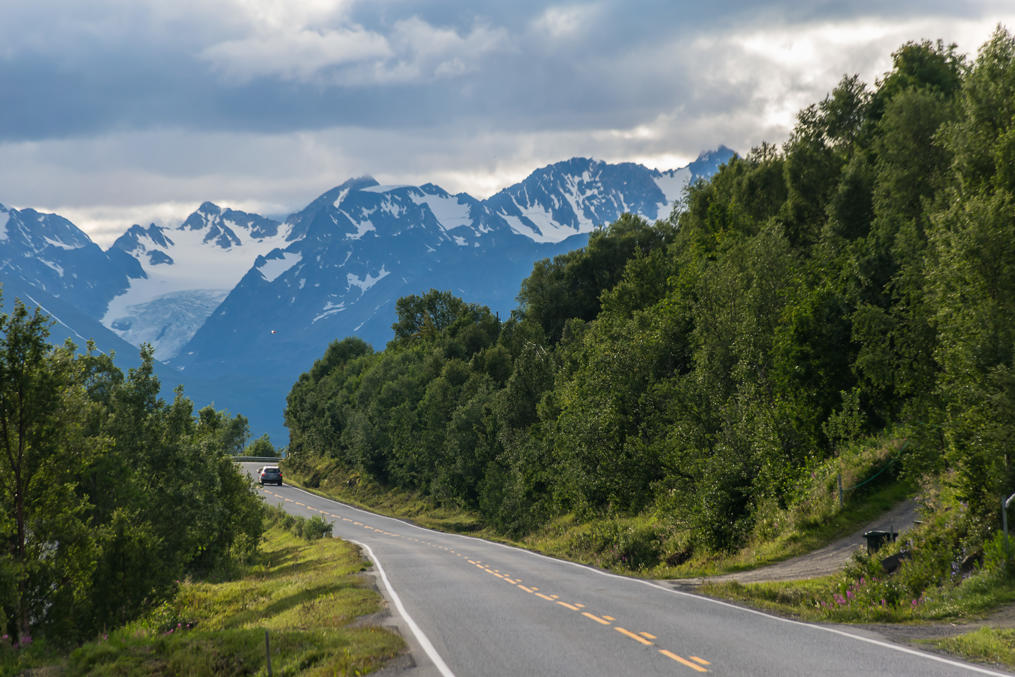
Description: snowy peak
687,145,736,179
101,202,288,360
1,205,94,253
180,201,281,248
485,157,659,242
0,203,133,318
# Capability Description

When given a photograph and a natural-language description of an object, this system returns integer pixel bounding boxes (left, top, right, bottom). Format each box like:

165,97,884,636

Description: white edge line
254,469,1009,677
350,538,456,677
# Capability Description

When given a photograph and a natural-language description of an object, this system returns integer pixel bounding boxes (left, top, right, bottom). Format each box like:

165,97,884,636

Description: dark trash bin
864,530,897,554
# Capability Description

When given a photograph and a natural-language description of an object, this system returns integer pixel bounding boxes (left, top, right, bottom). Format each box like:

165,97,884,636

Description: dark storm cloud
0,0,1000,143
1,0,1012,245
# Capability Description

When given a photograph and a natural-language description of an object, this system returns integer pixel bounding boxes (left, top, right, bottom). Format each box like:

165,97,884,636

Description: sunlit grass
927,627,1015,670
1,527,403,677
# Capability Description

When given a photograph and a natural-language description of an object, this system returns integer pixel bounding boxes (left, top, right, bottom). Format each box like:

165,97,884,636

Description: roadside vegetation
929,628,1015,670
284,29,1015,633
0,525,403,676
0,300,264,651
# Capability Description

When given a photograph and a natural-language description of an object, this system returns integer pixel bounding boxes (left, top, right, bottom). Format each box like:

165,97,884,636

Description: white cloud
532,4,601,40
201,11,511,85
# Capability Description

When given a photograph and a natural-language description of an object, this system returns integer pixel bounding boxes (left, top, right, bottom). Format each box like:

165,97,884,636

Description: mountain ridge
0,147,736,442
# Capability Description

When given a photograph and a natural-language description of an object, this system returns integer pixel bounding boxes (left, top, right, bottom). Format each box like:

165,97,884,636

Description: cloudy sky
2,1,1013,246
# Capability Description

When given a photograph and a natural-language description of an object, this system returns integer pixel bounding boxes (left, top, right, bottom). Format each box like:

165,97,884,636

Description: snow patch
40,259,64,276
501,199,585,243
361,184,412,193
258,252,301,282
347,266,389,293
332,188,350,208
313,300,346,323
652,168,691,220
0,211,9,242
340,210,376,239
43,236,84,250
410,193,473,231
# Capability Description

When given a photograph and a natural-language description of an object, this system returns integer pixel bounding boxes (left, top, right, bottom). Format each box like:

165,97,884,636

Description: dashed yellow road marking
615,627,653,646
659,650,708,672
261,489,712,674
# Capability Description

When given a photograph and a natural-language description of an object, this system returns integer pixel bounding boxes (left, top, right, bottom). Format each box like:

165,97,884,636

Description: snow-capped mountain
102,202,287,359
0,147,735,443
0,202,140,317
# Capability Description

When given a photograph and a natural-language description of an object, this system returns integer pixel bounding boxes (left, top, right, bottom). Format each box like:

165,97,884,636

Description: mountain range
0,147,734,443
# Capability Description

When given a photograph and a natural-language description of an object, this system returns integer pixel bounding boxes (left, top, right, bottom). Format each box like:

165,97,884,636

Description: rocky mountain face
0,147,735,442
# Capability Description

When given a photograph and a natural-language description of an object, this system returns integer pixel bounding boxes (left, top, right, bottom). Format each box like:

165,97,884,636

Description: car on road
258,465,283,486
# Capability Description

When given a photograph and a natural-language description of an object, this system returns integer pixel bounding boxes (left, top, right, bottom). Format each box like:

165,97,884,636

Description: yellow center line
293,502,305,506
659,650,708,672
690,657,710,666
640,632,657,640
603,615,615,621
518,585,535,593
556,601,579,611
615,627,653,646
504,578,520,584
582,612,611,625
284,498,293,502
535,593,556,601
492,573,506,579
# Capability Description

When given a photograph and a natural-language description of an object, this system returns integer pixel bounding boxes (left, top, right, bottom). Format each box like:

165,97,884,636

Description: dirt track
663,499,921,588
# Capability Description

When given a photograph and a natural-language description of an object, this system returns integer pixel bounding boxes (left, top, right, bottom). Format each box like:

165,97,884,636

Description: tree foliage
0,302,264,646
284,29,1015,557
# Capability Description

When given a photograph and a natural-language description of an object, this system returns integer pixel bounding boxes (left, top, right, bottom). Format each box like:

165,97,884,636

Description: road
242,463,1011,677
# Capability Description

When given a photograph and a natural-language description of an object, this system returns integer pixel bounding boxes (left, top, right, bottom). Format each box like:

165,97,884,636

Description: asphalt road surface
242,463,1011,677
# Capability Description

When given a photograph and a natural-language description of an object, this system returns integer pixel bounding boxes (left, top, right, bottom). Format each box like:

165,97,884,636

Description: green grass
698,562,1015,625
283,440,916,580
927,627,1015,670
287,457,483,534
1,527,403,676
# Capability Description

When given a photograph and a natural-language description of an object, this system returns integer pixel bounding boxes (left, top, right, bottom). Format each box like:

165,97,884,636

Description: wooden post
265,629,273,676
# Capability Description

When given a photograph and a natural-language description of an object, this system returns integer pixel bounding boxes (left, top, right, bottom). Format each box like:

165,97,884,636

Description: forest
285,30,1015,565
0,302,263,648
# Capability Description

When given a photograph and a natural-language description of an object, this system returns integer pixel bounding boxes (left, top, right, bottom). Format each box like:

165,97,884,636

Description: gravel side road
663,499,921,588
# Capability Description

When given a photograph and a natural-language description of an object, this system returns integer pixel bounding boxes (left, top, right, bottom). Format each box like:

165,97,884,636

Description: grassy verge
926,627,1015,670
285,457,484,534
699,561,1015,624
283,448,916,581
1,526,403,676
520,480,913,578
